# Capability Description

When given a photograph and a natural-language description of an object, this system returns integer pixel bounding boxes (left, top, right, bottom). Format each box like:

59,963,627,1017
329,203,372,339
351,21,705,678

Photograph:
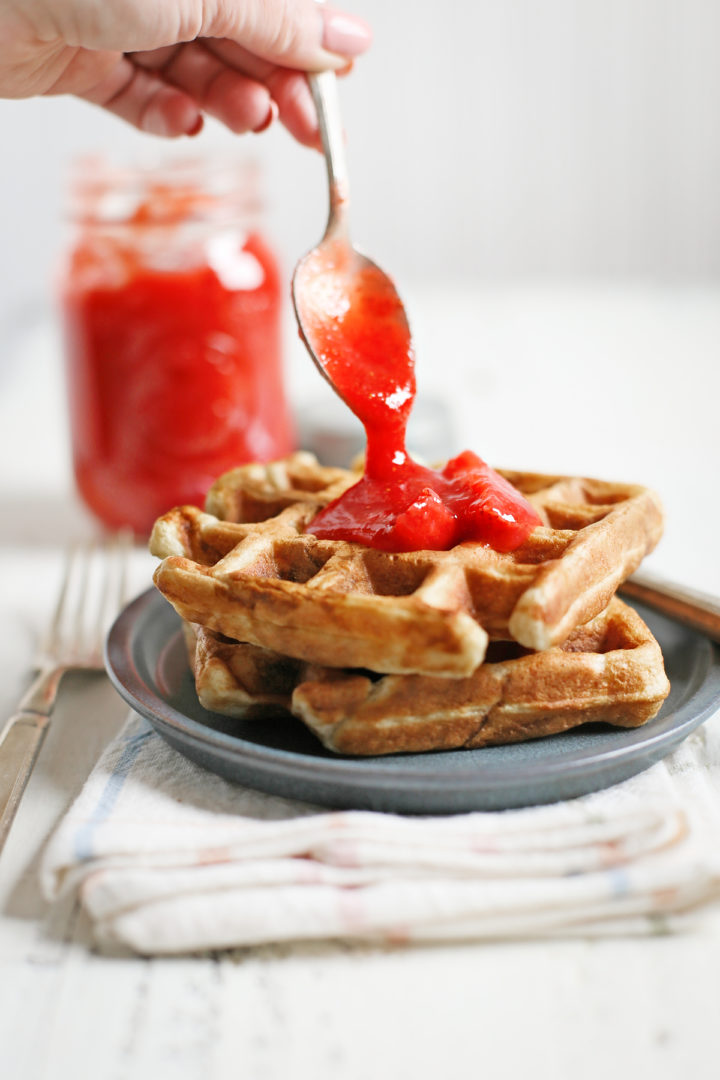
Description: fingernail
187,114,204,137
322,11,373,58
252,100,279,134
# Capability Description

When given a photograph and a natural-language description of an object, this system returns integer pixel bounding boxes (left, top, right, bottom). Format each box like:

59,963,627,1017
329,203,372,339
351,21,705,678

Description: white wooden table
2,284,720,1079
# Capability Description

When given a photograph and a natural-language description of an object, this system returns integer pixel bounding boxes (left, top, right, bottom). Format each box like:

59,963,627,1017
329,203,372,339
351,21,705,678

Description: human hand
0,0,371,145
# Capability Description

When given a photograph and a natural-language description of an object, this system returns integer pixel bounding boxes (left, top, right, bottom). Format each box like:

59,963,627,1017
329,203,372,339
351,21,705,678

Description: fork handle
0,711,50,854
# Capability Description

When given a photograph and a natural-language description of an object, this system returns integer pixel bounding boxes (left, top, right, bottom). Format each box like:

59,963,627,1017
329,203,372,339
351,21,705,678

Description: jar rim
67,154,263,225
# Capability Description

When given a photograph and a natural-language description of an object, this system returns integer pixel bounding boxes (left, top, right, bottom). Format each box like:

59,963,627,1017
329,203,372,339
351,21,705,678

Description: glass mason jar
60,157,294,534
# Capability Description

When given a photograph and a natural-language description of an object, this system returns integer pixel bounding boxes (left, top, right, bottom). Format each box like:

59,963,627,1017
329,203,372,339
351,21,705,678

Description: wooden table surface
2,284,719,1079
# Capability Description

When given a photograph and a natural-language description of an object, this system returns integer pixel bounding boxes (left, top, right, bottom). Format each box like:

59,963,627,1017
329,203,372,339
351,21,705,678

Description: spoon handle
308,71,350,220
620,570,720,644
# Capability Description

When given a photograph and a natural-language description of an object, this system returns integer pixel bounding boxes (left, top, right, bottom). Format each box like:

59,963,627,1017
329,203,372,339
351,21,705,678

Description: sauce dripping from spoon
293,73,541,552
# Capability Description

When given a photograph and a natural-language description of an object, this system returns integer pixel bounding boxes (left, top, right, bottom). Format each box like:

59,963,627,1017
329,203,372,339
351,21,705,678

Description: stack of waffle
150,452,670,756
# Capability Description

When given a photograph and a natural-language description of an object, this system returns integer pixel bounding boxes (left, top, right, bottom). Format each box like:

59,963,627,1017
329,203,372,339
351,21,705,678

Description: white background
2,0,720,324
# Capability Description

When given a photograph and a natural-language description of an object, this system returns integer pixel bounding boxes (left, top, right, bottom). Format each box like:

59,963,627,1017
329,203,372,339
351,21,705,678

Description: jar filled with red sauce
61,158,294,533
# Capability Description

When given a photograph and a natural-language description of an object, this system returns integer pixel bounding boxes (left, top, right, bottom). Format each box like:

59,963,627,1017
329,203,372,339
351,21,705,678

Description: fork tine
116,528,133,611
92,530,132,657
44,545,78,657
92,540,111,662
73,539,95,658
41,533,133,669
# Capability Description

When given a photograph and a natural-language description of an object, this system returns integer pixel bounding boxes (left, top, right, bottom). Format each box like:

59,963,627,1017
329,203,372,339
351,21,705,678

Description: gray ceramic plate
105,588,720,814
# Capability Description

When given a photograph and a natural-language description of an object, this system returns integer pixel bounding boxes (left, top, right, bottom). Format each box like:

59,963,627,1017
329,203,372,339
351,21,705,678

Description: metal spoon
291,70,411,407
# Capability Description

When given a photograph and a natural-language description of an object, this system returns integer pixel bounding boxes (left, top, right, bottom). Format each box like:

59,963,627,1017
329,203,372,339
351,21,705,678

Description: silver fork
0,533,131,854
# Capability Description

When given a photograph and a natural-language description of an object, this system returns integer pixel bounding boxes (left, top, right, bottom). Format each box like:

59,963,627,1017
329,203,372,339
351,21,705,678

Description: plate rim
105,587,720,795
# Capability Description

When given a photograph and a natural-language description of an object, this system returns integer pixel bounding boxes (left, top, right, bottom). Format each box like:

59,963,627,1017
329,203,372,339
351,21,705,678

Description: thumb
206,1,372,72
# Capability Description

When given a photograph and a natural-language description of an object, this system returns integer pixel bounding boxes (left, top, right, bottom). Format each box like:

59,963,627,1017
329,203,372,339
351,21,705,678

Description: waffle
184,599,670,756
181,620,302,719
151,452,663,677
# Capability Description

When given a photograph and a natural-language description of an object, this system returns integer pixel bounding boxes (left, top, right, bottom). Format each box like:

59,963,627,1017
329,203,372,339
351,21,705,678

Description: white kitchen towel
41,711,720,954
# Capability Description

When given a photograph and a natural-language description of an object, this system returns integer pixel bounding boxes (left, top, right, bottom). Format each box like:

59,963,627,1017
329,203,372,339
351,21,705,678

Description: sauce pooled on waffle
304,244,541,553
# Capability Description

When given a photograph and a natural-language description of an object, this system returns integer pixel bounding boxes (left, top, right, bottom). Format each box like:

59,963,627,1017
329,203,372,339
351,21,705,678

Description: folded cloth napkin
41,711,720,954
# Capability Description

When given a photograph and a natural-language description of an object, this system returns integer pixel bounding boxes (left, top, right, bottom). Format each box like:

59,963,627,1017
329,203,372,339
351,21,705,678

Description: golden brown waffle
204,453,353,523
182,621,302,719
185,600,670,756
150,452,663,677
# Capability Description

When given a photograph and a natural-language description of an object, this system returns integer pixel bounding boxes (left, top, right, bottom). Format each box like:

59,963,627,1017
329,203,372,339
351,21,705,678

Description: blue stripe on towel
74,719,154,862
608,866,631,898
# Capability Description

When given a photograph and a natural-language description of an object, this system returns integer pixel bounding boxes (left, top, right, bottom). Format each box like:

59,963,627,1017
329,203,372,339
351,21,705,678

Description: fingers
205,0,372,72
129,40,319,145
263,69,320,148
69,42,316,143
131,43,276,134
77,54,203,137
129,42,313,141
71,3,370,144
201,39,320,146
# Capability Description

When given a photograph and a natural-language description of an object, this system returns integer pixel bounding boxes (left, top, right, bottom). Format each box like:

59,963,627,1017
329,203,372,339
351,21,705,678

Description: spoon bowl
291,71,412,413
